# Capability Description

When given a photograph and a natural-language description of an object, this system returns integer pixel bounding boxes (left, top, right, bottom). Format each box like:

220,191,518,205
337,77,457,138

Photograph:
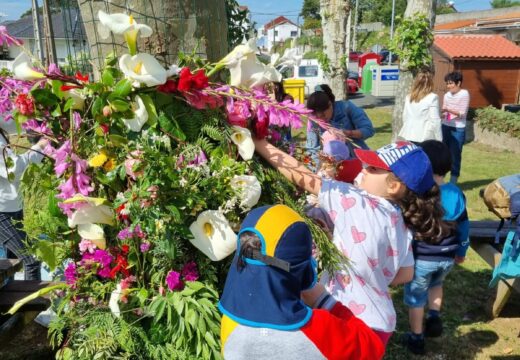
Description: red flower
75,71,89,83
99,124,110,134
157,79,177,93
116,203,130,222
14,94,34,116
121,244,130,254
60,84,83,91
177,67,193,92
254,118,269,140
109,254,130,278
192,69,209,90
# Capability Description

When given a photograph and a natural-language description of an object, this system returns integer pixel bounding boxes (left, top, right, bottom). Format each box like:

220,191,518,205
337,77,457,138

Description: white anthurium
119,53,167,87
12,53,45,81
62,89,85,111
230,175,261,210
97,10,153,55
63,195,114,227
230,126,255,161
77,223,106,250
122,96,148,132
249,65,282,88
109,284,122,318
189,210,237,261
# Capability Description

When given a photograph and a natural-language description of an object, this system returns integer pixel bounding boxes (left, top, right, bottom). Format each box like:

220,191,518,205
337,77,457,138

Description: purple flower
79,239,96,254
181,261,199,282
187,150,207,167
117,227,132,240
73,111,82,130
47,63,62,76
134,225,146,239
64,262,77,286
166,270,183,291
140,242,150,253
53,141,71,177
81,249,113,279
22,119,51,135
0,25,22,47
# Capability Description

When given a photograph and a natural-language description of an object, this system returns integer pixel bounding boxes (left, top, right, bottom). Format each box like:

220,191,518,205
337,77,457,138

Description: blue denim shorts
404,259,454,308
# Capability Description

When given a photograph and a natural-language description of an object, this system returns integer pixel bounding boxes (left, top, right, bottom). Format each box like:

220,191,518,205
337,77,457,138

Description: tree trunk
77,0,228,76
391,0,437,140
320,0,350,100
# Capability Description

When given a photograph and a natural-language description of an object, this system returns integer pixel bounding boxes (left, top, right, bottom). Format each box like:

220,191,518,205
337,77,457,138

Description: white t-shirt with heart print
318,179,414,333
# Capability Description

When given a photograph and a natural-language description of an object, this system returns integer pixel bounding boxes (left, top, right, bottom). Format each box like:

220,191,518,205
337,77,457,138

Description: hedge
474,106,520,140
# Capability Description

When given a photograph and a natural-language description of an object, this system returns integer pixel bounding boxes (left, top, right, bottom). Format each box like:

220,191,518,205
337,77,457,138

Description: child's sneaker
425,316,443,337
402,332,426,355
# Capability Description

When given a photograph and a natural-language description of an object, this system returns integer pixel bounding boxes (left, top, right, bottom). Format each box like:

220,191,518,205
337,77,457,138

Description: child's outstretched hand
454,256,465,264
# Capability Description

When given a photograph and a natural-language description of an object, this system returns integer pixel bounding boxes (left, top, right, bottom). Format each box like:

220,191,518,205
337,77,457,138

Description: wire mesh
61,0,229,77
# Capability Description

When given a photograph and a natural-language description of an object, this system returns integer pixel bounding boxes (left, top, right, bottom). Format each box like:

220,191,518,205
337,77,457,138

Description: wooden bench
469,220,519,318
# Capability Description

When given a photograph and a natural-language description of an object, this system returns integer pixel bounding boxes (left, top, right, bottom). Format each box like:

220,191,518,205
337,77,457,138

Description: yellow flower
89,152,108,168
103,158,116,171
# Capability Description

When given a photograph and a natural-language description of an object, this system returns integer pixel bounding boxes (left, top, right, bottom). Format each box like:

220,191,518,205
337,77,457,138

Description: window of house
298,65,319,77
274,30,278,37
290,31,298,37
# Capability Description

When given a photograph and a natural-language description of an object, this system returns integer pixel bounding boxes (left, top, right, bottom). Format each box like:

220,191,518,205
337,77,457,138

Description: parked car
277,59,324,97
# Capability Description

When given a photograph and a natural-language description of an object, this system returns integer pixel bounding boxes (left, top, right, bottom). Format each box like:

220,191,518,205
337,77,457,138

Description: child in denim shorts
403,140,470,355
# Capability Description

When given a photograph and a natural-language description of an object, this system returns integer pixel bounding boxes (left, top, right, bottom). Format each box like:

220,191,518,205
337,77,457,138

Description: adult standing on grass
398,70,442,143
306,84,375,166
441,72,470,184
0,123,48,281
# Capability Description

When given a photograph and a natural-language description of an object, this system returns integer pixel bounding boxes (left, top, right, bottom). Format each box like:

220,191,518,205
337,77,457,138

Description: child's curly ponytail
389,174,453,243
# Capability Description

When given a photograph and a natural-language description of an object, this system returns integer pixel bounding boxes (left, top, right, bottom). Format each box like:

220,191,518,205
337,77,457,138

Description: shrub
475,106,520,139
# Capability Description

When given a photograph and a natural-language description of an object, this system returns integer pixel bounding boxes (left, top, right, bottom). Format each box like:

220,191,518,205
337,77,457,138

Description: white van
277,59,324,97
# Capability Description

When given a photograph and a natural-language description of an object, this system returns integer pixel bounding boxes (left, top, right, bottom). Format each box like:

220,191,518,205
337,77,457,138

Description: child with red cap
253,139,450,349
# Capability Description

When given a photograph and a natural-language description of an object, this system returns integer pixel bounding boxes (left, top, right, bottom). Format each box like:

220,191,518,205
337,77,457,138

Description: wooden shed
432,34,520,109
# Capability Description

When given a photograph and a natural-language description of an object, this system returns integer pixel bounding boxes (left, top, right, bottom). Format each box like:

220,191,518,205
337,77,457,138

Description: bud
102,105,112,117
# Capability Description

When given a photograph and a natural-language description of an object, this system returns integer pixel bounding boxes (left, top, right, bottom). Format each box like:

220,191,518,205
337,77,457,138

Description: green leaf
111,79,133,98
109,99,130,112
35,240,56,271
92,97,104,117
51,80,64,98
31,88,60,107
139,93,158,125
48,191,62,217
105,52,118,67
101,70,114,86
63,98,75,112
108,134,128,146
51,104,62,117
5,157,14,169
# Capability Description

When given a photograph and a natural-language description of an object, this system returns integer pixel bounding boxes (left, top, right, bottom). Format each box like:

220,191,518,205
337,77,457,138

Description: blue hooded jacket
413,183,470,261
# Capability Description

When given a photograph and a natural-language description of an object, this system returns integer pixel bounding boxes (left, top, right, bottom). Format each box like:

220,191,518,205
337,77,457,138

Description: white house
257,16,300,53
0,9,88,71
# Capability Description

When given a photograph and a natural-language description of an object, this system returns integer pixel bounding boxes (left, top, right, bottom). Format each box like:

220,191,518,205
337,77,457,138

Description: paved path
347,92,395,109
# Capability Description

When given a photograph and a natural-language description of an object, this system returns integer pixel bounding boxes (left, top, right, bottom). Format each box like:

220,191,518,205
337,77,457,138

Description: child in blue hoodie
403,140,470,355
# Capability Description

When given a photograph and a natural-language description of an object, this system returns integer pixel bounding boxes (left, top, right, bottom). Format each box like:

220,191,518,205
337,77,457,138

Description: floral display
0,11,342,360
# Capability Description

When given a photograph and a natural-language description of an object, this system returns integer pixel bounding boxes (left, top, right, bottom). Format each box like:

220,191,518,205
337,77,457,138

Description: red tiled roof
434,19,476,31
434,34,520,59
264,16,296,30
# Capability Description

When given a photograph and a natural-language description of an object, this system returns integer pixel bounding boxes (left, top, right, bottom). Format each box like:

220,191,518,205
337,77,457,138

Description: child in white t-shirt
253,139,450,348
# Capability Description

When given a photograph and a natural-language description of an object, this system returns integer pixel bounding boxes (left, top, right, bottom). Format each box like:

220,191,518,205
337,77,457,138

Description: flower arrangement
0,14,342,360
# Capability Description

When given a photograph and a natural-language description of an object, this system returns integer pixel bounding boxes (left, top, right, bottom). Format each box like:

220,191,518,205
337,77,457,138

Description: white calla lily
109,284,122,318
63,195,114,227
230,126,255,161
12,53,45,81
97,11,153,55
63,89,85,110
119,53,167,87
189,210,237,261
230,175,261,210
218,39,281,88
273,47,302,68
122,96,149,132
77,224,106,250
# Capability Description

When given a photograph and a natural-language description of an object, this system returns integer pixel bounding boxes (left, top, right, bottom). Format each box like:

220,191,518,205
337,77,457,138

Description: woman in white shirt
0,123,47,280
398,70,442,143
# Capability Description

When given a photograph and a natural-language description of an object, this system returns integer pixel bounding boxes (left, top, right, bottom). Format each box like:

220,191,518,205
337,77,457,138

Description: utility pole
42,0,57,66
389,0,396,65
353,0,359,51
31,0,44,62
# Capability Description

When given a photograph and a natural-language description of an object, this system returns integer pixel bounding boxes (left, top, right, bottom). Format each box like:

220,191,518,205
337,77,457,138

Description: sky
0,0,495,24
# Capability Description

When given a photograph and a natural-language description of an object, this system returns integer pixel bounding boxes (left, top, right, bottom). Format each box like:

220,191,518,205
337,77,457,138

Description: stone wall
468,120,520,153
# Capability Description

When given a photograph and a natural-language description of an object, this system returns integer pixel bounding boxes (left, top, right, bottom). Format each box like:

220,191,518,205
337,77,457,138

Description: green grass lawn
364,107,520,359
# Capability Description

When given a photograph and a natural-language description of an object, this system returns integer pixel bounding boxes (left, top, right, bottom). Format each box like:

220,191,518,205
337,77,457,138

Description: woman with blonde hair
398,70,442,143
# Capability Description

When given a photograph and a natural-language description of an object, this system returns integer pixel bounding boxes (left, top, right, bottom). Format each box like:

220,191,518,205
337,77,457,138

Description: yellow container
283,79,306,104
